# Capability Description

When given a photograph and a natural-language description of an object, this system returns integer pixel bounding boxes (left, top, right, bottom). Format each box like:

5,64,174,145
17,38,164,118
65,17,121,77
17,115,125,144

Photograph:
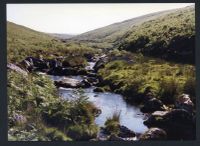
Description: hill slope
70,6,194,55
7,22,96,63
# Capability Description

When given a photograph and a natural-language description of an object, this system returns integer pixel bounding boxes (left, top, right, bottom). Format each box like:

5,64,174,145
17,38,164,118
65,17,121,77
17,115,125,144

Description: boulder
62,67,77,75
94,87,104,92
141,98,165,113
108,134,124,141
81,79,92,88
54,77,82,88
45,59,59,68
25,57,48,69
118,125,136,138
84,53,93,61
7,63,28,76
143,109,195,140
19,59,33,72
47,66,64,76
175,94,194,112
93,56,109,72
139,128,167,140
77,68,88,75
83,77,99,86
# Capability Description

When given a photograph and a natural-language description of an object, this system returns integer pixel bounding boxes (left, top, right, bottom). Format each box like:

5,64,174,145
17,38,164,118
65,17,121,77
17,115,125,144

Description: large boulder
25,57,48,70
54,77,83,88
139,128,167,140
108,134,124,141
141,98,165,113
143,109,195,140
175,94,194,112
118,125,136,138
47,66,64,76
94,87,105,92
7,63,28,76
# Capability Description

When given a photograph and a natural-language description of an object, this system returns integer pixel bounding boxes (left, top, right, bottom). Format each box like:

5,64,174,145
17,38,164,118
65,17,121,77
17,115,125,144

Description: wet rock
87,72,98,78
93,55,109,72
62,67,77,75
81,79,92,88
118,125,136,138
143,87,155,101
77,68,88,75
141,98,165,113
19,59,33,72
25,57,48,69
175,94,194,112
144,109,195,139
45,59,59,68
54,77,82,88
139,128,167,140
108,134,124,141
7,63,28,76
87,77,99,85
84,53,93,61
94,87,104,92
47,66,64,75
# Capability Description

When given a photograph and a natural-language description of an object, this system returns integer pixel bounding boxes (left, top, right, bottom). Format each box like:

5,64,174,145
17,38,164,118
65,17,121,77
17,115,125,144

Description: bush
183,77,195,101
67,124,98,140
44,127,72,141
105,112,120,135
158,78,179,104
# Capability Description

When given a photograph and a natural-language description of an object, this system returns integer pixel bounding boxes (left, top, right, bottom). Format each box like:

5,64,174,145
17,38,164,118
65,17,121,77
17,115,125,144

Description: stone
118,125,136,138
140,128,167,140
7,63,28,76
54,77,82,88
143,109,195,140
175,94,194,112
141,98,165,113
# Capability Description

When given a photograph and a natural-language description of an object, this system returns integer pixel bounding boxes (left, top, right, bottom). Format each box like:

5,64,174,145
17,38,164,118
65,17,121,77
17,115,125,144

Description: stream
49,61,148,139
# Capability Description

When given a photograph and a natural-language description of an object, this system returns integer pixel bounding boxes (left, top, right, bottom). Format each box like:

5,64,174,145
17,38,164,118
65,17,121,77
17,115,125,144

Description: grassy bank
7,22,99,63
98,51,195,105
8,70,99,141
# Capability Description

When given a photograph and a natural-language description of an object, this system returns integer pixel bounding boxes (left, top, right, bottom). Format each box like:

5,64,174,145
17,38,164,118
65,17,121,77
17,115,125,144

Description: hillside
7,22,96,63
69,5,194,64
7,5,196,141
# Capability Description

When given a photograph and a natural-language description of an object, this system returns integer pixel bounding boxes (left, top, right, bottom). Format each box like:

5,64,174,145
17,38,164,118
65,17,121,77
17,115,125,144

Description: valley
7,5,195,141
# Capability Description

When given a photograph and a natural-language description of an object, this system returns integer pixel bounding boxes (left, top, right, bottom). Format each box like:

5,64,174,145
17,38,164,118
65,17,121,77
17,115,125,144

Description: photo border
0,0,199,146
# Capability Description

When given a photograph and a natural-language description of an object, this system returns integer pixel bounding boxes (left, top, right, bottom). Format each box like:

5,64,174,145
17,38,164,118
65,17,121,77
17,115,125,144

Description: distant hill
48,33,76,39
69,5,194,50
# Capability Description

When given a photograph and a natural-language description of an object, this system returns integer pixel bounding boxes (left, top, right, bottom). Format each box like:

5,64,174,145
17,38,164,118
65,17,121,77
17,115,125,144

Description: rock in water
175,94,194,112
118,125,136,138
143,109,195,140
54,77,82,88
140,128,167,140
141,98,165,113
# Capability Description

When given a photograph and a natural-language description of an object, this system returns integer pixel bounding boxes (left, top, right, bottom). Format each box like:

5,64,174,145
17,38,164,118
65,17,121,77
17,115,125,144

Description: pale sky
7,3,194,34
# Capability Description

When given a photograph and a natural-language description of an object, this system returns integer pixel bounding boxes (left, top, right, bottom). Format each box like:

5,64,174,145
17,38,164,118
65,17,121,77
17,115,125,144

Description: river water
49,61,148,135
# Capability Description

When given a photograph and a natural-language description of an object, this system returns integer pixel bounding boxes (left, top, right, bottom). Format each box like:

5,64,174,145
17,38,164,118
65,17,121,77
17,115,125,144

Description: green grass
98,52,195,104
8,70,99,141
104,112,120,135
7,22,99,63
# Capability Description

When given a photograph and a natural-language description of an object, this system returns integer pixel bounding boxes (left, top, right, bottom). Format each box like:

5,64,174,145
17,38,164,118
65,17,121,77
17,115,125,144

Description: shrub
44,127,72,141
183,77,195,101
105,112,120,135
67,124,98,140
158,78,179,104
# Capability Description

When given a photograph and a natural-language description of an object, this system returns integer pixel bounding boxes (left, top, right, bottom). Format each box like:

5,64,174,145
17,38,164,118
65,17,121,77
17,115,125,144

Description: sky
7,3,194,34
